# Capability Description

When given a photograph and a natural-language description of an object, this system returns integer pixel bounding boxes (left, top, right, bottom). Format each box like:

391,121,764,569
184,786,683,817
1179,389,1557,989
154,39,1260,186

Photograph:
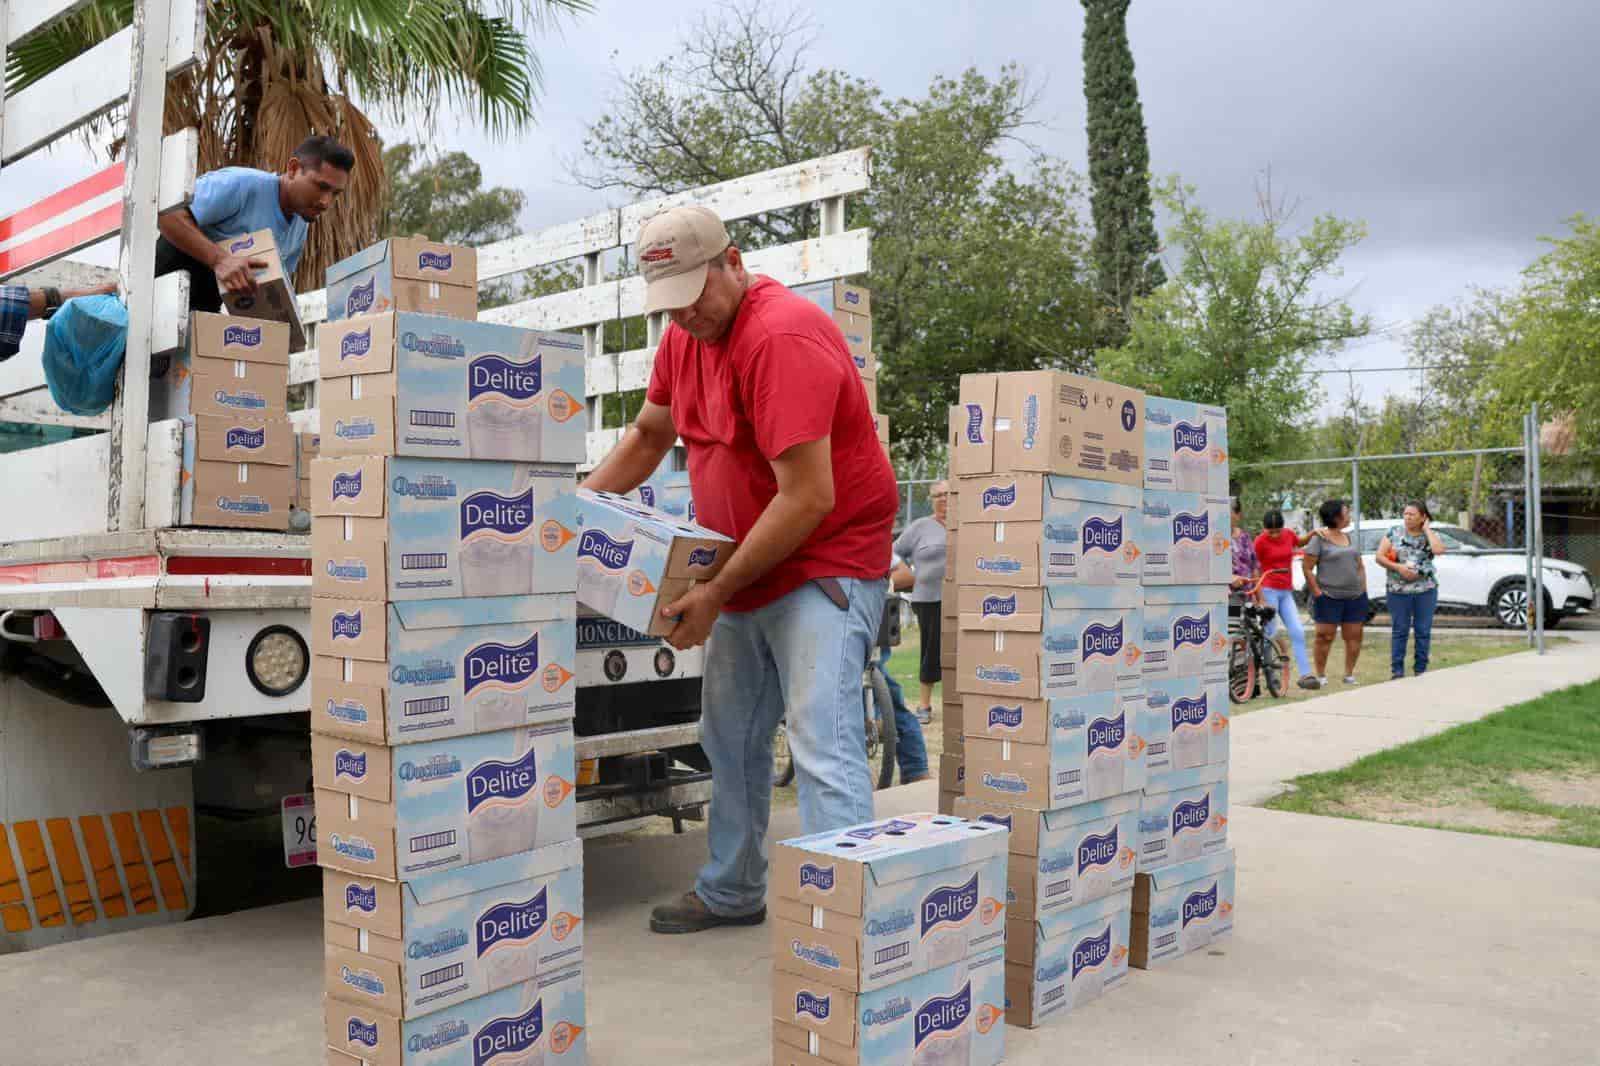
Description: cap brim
643,261,709,315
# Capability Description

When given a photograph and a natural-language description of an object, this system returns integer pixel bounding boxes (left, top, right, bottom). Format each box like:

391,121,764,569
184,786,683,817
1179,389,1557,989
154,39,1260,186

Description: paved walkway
1232,629,1600,804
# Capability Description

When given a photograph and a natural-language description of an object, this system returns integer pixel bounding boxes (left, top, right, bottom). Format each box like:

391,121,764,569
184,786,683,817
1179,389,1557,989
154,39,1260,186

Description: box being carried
314,721,576,881
574,489,733,637
319,312,585,462
1006,892,1131,1029
953,371,1144,486
794,279,871,317
154,312,289,420
309,594,577,745
771,813,1009,993
956,585,1143,700
1141,585,1230,680
1144,395,1229,496
773,946,1006,1066
1139,762,1229,871
214,229,306,351
956,474,1141,588
954,793,1140,922
310,455,579,602
327,238,478,322
961,688,1150,810
325,961,587,1066
324,839,583,1018
1131,848,1236,968
1143,673,1230,787
1140,490,1231,586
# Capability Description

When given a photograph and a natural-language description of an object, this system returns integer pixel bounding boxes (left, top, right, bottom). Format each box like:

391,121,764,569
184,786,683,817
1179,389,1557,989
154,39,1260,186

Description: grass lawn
1266,680,1600,848
1233,628,1543,713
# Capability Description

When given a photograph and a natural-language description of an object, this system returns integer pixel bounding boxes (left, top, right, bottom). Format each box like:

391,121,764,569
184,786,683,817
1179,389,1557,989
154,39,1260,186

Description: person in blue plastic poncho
0,282,117,360
154,134,354,310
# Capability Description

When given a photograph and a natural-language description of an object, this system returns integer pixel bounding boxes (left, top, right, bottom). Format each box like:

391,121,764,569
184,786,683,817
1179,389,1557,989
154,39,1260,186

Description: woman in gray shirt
1302,498,1370,687
894,480,949,723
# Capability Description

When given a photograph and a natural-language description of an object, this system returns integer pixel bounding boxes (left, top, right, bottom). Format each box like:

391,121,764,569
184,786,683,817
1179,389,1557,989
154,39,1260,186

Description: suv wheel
1489,579,1550,629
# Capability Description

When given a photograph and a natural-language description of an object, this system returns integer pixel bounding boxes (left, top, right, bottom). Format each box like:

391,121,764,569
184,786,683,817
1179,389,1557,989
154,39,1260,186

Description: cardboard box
310,594,577,745
940,753,965,795
939,618,957,669
296,431,322,479
875,413,889,444
326,238,478,322
941,667,956,697
771,813,1008,993
214,229,305,351
953,371,1143,485
310,456,579,601
961,688,1150,810
319,312,585,462
315,721,576,881
860,373,877,412
325,961,587,1066
178,417,292,531
833,309,871,362
1138,762,1229,871
953,795,1139,923
772,946,1005,1066
940,695,964,751
937,789,959,815
1140,490,1232,586
1006,892,1131,1028
955,585,1143,699
955,474,1141,588
851,348,877,379
794,279,871,317
1131,848,1236,968
154,313,290,420
1141,585,1230,680
1143,672,1230,788
324,839,584,1017
1144,395,1229,496
574,489,734,636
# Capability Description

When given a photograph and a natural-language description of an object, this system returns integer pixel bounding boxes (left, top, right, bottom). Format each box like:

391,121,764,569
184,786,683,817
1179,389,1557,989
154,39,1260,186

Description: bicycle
773,595,900,790
1228,571,1293,704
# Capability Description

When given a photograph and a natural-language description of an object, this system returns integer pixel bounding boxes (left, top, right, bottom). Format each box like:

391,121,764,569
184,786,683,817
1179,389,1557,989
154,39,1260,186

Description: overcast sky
9,0,1597,416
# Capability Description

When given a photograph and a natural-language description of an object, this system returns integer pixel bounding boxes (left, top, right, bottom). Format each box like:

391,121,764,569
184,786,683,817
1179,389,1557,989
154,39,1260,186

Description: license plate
281,793,317,868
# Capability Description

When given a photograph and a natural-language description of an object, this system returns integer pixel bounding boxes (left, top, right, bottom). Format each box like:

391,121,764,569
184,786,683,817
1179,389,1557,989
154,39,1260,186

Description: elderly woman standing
1301,498,1369,686
1377,502,1448,678
895,480,950,725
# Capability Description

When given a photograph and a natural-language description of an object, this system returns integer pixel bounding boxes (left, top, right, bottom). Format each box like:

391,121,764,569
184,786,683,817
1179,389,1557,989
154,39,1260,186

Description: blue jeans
694,577,886,916
881,646,930,780
1389,587,1438,676
1261,586,1311,676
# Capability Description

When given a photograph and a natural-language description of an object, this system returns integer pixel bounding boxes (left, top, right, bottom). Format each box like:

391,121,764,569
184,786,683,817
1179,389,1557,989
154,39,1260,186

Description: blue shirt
190,167,307,274
0,284,27,359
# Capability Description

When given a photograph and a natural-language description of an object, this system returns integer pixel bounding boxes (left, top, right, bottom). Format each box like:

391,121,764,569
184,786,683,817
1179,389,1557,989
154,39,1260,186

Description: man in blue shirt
155,134,354,312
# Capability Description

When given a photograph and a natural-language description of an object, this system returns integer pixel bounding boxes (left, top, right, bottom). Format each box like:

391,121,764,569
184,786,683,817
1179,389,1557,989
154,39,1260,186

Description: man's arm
659,435,835,650
156,208,265,296
582,399,677,496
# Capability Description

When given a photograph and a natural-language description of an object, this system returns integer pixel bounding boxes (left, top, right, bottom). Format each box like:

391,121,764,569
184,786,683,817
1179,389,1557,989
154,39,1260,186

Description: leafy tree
1098,179,1372,468
1405,289,1522,450
1081,0,1164,341
8,0,589,288
575,2,1100,461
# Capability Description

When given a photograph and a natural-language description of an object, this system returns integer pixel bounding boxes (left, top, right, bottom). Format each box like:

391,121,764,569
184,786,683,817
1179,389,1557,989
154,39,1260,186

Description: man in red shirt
584,205,899,934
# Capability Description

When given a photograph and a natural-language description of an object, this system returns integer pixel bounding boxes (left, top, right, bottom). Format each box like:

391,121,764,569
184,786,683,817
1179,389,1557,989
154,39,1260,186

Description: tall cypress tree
1082,0,1164,342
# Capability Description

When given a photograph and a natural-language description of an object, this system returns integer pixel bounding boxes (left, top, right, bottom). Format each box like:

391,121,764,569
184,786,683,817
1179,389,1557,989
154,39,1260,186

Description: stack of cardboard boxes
770,814,1011,1066
944,371,1237,1030
795,280,887,458
310,239,592,1066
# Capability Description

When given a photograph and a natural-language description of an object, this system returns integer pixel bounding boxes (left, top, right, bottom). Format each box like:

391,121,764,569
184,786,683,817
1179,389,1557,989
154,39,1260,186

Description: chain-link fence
896,478,941,531
1236,440,1595,636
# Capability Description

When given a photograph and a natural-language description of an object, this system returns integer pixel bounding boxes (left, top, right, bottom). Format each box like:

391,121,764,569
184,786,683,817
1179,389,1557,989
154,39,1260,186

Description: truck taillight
144,612,211,702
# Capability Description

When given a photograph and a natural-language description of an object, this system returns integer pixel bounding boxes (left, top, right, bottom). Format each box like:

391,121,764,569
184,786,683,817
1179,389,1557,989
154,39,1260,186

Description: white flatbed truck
0,0,870,951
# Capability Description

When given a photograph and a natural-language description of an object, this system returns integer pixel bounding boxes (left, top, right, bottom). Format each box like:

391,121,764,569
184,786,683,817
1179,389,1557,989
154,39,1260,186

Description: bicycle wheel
868,667,898,790
1260,637,1287,698
772,722,795,787
1227,638,1256,704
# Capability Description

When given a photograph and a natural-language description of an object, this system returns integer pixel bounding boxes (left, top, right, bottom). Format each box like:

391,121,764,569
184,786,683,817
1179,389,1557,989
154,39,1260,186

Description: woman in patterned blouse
1375,502,1448,678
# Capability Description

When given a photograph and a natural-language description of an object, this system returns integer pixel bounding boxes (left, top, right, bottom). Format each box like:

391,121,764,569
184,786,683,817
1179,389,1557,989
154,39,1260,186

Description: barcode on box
410,830,456,853
1044,879,1070,899
874,942,910,966
420,963,465,990
1154,931,1178,951
401,552,449,571
1055,769,1081,786
410,410,456,428
1047,552,1078,567
404,696,450,717
1050,663,1076,678
1147,741,1168,757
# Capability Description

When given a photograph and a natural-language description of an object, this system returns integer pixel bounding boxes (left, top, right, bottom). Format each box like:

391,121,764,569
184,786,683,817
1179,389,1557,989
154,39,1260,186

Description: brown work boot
649,891,766,934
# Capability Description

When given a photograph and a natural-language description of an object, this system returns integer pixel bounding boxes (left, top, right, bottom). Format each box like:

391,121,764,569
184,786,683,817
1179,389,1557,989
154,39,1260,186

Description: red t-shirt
645,276,898,612
1254,529,1299,590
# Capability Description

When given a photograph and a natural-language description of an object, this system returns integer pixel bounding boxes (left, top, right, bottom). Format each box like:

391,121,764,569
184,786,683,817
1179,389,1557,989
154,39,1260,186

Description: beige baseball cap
636,205,731,314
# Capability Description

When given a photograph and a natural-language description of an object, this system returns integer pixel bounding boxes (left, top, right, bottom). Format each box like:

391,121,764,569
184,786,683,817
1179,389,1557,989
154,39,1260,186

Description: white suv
1291,519,1594,628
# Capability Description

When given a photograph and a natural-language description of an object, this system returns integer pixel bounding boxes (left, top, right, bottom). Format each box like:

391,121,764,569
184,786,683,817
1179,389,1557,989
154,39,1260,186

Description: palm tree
6,0,589,289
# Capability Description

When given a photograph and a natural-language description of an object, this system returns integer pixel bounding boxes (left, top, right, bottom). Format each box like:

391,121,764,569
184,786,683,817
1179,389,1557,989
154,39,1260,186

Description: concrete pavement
4,784,1599,1065
1231,629,1600,804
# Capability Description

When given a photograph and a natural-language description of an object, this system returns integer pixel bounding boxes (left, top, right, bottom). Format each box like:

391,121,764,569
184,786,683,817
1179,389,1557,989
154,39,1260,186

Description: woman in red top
1254,510,1320,689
